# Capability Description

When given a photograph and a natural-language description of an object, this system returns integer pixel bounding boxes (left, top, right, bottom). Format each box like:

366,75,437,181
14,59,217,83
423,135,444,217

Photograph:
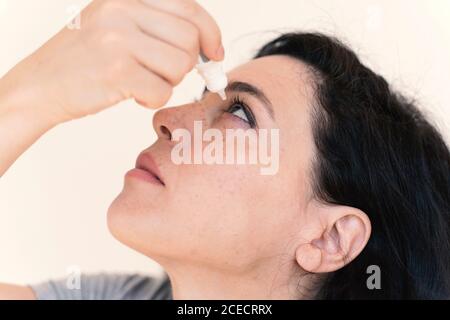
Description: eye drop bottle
196,53,228,100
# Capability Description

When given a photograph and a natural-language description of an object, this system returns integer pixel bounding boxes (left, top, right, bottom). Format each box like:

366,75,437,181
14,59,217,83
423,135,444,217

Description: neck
161,259,312,300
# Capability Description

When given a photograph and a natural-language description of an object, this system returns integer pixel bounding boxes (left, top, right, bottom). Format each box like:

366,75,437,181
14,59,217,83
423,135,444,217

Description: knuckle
99,0,125,13
105,57,130,81
179,0,199,17
97,29,124,46
92,0,127,25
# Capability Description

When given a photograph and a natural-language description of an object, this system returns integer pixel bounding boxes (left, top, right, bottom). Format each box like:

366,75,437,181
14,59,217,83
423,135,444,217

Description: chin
106,192,148,248
107,193,132,245
106,192,176,260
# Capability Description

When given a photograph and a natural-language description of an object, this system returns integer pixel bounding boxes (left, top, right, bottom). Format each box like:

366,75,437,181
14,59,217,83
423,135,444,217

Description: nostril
160,125,172,140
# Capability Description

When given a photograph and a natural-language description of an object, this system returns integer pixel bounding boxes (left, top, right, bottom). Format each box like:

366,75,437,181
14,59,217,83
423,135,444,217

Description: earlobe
295,243,322,273
296,225,347,273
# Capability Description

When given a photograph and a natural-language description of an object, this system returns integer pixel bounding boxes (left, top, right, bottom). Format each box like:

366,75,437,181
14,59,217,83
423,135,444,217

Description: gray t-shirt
29,273,172,300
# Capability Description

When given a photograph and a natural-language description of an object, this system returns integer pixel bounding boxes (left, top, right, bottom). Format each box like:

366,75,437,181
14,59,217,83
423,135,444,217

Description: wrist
0,75,61,131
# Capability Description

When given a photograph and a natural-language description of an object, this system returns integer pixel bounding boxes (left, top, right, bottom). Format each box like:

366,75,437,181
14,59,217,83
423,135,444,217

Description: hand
1,0,224,125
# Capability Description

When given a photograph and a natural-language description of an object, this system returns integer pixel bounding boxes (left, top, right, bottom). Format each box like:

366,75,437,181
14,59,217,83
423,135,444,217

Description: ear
295,204,371,273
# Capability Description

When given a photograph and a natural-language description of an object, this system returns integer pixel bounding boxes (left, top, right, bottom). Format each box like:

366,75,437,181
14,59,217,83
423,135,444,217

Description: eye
226,97,257,127
230,104,249,122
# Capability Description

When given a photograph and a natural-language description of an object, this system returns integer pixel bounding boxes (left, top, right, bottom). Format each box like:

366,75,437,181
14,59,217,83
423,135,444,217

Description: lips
134,152,165,186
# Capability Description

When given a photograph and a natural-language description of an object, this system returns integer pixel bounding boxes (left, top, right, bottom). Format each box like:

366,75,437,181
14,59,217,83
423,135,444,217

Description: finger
140,0,224,61
119,63,173,109
127,32,195,86
128,1,200,59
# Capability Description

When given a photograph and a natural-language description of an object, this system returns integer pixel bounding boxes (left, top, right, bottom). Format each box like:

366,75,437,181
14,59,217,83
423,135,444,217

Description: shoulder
29,272,172,300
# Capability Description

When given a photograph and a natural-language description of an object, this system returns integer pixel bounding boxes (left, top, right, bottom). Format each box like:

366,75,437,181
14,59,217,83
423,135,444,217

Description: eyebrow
203,80,275,120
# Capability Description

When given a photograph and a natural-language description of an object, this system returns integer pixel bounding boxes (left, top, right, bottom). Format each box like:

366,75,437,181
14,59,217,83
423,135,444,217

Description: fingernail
216,44,225,61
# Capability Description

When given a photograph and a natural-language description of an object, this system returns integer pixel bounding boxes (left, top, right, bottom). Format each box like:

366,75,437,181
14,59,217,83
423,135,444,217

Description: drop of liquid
217,89,227,101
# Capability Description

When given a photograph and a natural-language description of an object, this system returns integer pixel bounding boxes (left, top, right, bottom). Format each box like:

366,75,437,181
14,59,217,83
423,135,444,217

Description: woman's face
108,55,318,273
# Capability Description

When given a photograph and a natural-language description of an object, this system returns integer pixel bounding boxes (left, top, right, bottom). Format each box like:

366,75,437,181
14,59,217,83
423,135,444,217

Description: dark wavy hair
255,32,450,299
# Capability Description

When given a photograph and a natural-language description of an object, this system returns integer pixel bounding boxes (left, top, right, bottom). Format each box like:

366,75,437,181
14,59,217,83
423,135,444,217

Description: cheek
170,163,296,255
170,163,256,221
170,164,257,238
166,125,300,248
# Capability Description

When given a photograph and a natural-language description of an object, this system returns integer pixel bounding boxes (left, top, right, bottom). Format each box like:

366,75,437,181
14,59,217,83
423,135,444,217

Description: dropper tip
218,89,227,101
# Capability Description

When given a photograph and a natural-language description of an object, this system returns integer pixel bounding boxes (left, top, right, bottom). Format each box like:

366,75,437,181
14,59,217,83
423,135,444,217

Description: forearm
0,78,58,177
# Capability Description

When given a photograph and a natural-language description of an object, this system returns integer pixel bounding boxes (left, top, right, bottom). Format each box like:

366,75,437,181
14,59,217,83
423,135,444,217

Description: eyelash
226,96,257,128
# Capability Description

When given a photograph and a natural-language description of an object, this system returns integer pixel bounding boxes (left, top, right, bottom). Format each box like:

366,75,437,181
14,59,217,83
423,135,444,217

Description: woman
0,0,449,299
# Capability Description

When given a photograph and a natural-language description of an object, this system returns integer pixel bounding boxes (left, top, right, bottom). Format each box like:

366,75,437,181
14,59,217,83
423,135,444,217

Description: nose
153,107,176,141
153,103,204,141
